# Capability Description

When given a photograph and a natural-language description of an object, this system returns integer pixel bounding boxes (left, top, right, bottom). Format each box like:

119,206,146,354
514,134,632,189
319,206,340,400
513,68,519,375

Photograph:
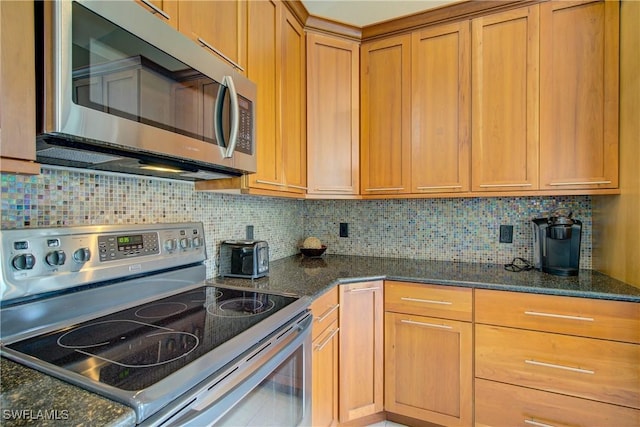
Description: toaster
219,240,269,279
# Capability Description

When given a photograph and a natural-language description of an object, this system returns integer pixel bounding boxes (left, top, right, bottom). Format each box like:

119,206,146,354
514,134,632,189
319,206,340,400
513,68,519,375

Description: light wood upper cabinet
280,7,307,193
339,281,384,423
361,35,412,195
134,0,179,29
539,0,619,190
411,22,471,194
471,6,540,192
0,0,40,175
178,1,247,70
244,1,306,195
306,33,360,197
245,0,281,191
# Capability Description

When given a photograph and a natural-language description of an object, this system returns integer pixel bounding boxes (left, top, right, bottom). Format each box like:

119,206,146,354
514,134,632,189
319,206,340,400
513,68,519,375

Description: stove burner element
135,302,188,319
57,320,199,368
207,297,276,317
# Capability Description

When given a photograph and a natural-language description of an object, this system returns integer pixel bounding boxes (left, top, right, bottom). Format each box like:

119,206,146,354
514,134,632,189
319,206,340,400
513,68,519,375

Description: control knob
46,250,67,266
180,237,191,249
12,254,36,270
192,236,203,248
164,238,177,252
73,247,91,263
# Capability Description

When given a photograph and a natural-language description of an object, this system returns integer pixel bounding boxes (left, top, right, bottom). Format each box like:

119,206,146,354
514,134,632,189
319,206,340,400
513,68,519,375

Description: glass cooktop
7,286,297,391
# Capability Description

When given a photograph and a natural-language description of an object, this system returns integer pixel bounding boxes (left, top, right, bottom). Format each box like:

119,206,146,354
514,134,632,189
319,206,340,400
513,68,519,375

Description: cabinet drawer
311,288,339,340
476,378,640,427
385,281,472,321
476,289,640,343
476,324,640,409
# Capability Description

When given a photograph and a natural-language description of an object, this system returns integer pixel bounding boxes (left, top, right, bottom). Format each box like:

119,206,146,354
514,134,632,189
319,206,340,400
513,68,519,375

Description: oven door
145,312,312,427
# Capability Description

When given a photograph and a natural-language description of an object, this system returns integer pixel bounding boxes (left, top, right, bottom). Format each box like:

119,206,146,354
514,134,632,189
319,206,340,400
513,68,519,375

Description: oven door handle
155,313,312,427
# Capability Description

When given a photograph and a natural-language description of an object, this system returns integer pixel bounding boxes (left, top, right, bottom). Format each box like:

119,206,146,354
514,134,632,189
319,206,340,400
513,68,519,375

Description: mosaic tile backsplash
1,168,305,277
1,167,593,274
303,197,593,269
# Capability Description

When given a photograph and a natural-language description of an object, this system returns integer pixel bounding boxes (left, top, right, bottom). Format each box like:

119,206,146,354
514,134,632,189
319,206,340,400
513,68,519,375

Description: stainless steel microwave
35,0,257,181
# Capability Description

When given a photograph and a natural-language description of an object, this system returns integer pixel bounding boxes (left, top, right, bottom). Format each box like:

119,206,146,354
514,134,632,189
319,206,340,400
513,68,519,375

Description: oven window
215,348,305,426
70,2,230,146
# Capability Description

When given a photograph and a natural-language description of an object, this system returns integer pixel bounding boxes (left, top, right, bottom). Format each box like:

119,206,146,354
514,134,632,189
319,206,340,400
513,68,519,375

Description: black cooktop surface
8,286,297,391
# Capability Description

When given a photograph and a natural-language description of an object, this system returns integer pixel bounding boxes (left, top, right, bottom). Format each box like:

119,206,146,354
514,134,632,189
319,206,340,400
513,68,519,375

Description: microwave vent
38,147,123,165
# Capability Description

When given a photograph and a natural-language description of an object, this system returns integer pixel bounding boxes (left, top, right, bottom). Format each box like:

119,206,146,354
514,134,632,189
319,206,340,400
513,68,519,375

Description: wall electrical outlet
339,223,349,238
499,225,513,243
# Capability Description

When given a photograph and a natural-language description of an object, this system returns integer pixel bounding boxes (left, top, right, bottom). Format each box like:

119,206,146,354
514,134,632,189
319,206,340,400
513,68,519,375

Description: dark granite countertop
0,358,135,427
210,255,640,302
2,255,637,427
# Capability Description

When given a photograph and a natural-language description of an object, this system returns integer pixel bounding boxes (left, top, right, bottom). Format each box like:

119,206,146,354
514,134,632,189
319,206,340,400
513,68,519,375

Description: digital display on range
117,235,143,249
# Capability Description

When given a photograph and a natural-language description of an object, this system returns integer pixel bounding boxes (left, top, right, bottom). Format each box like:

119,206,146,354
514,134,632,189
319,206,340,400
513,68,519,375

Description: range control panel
0,223,207,303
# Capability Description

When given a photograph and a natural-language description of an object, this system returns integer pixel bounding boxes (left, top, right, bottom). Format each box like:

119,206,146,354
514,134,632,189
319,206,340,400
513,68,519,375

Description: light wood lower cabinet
385,282,473,426
310,288,340,427
385,312,472,426
475,288,640,426
476,324,640,409
338,281,384,423
312,319,339,427
476,378,640,427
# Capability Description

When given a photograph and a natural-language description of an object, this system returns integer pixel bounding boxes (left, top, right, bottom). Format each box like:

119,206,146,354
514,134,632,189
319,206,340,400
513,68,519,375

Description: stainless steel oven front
145,306,312,427
0,223,311,426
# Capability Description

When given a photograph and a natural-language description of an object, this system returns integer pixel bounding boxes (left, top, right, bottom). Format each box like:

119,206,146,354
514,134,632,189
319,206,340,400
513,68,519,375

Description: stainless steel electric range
0,223,312,426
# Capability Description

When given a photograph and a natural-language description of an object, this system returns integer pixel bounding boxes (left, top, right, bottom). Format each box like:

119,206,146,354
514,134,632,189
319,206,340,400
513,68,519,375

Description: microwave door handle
222,75,239,159
214,83,227,155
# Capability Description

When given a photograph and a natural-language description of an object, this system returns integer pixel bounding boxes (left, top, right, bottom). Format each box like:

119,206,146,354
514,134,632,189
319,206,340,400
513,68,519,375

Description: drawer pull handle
364,187,405,192
479,183,532,188
139,0,171,20
315,328,339,352
525,359,595,375
415,185,463,190
401,297,452,305
348,287,380,293
197,37,245,72
549,180,611,186
401,319,453,330
316,304,339,323
524,311,594,322
524,419,557,427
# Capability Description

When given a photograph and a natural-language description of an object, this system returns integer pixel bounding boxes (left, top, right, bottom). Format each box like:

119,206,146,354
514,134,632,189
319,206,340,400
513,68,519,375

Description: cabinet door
178,1,246,70
245,0,283,191
361,35,412,195
280,8,306,194
412,21,471,194
471,6,539,192
539,0,619,190
306,33,360,197
134,0,178,29
312,319,339,427
385,311,472,426
0,0,40,174
339,281,384,422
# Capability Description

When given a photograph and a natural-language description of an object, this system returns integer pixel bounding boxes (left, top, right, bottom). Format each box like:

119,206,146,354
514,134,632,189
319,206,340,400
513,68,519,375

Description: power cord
504,257,534,272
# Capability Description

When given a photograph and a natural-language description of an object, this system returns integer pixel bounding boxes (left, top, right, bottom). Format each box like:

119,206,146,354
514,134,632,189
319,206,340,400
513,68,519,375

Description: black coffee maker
532,208,582,276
